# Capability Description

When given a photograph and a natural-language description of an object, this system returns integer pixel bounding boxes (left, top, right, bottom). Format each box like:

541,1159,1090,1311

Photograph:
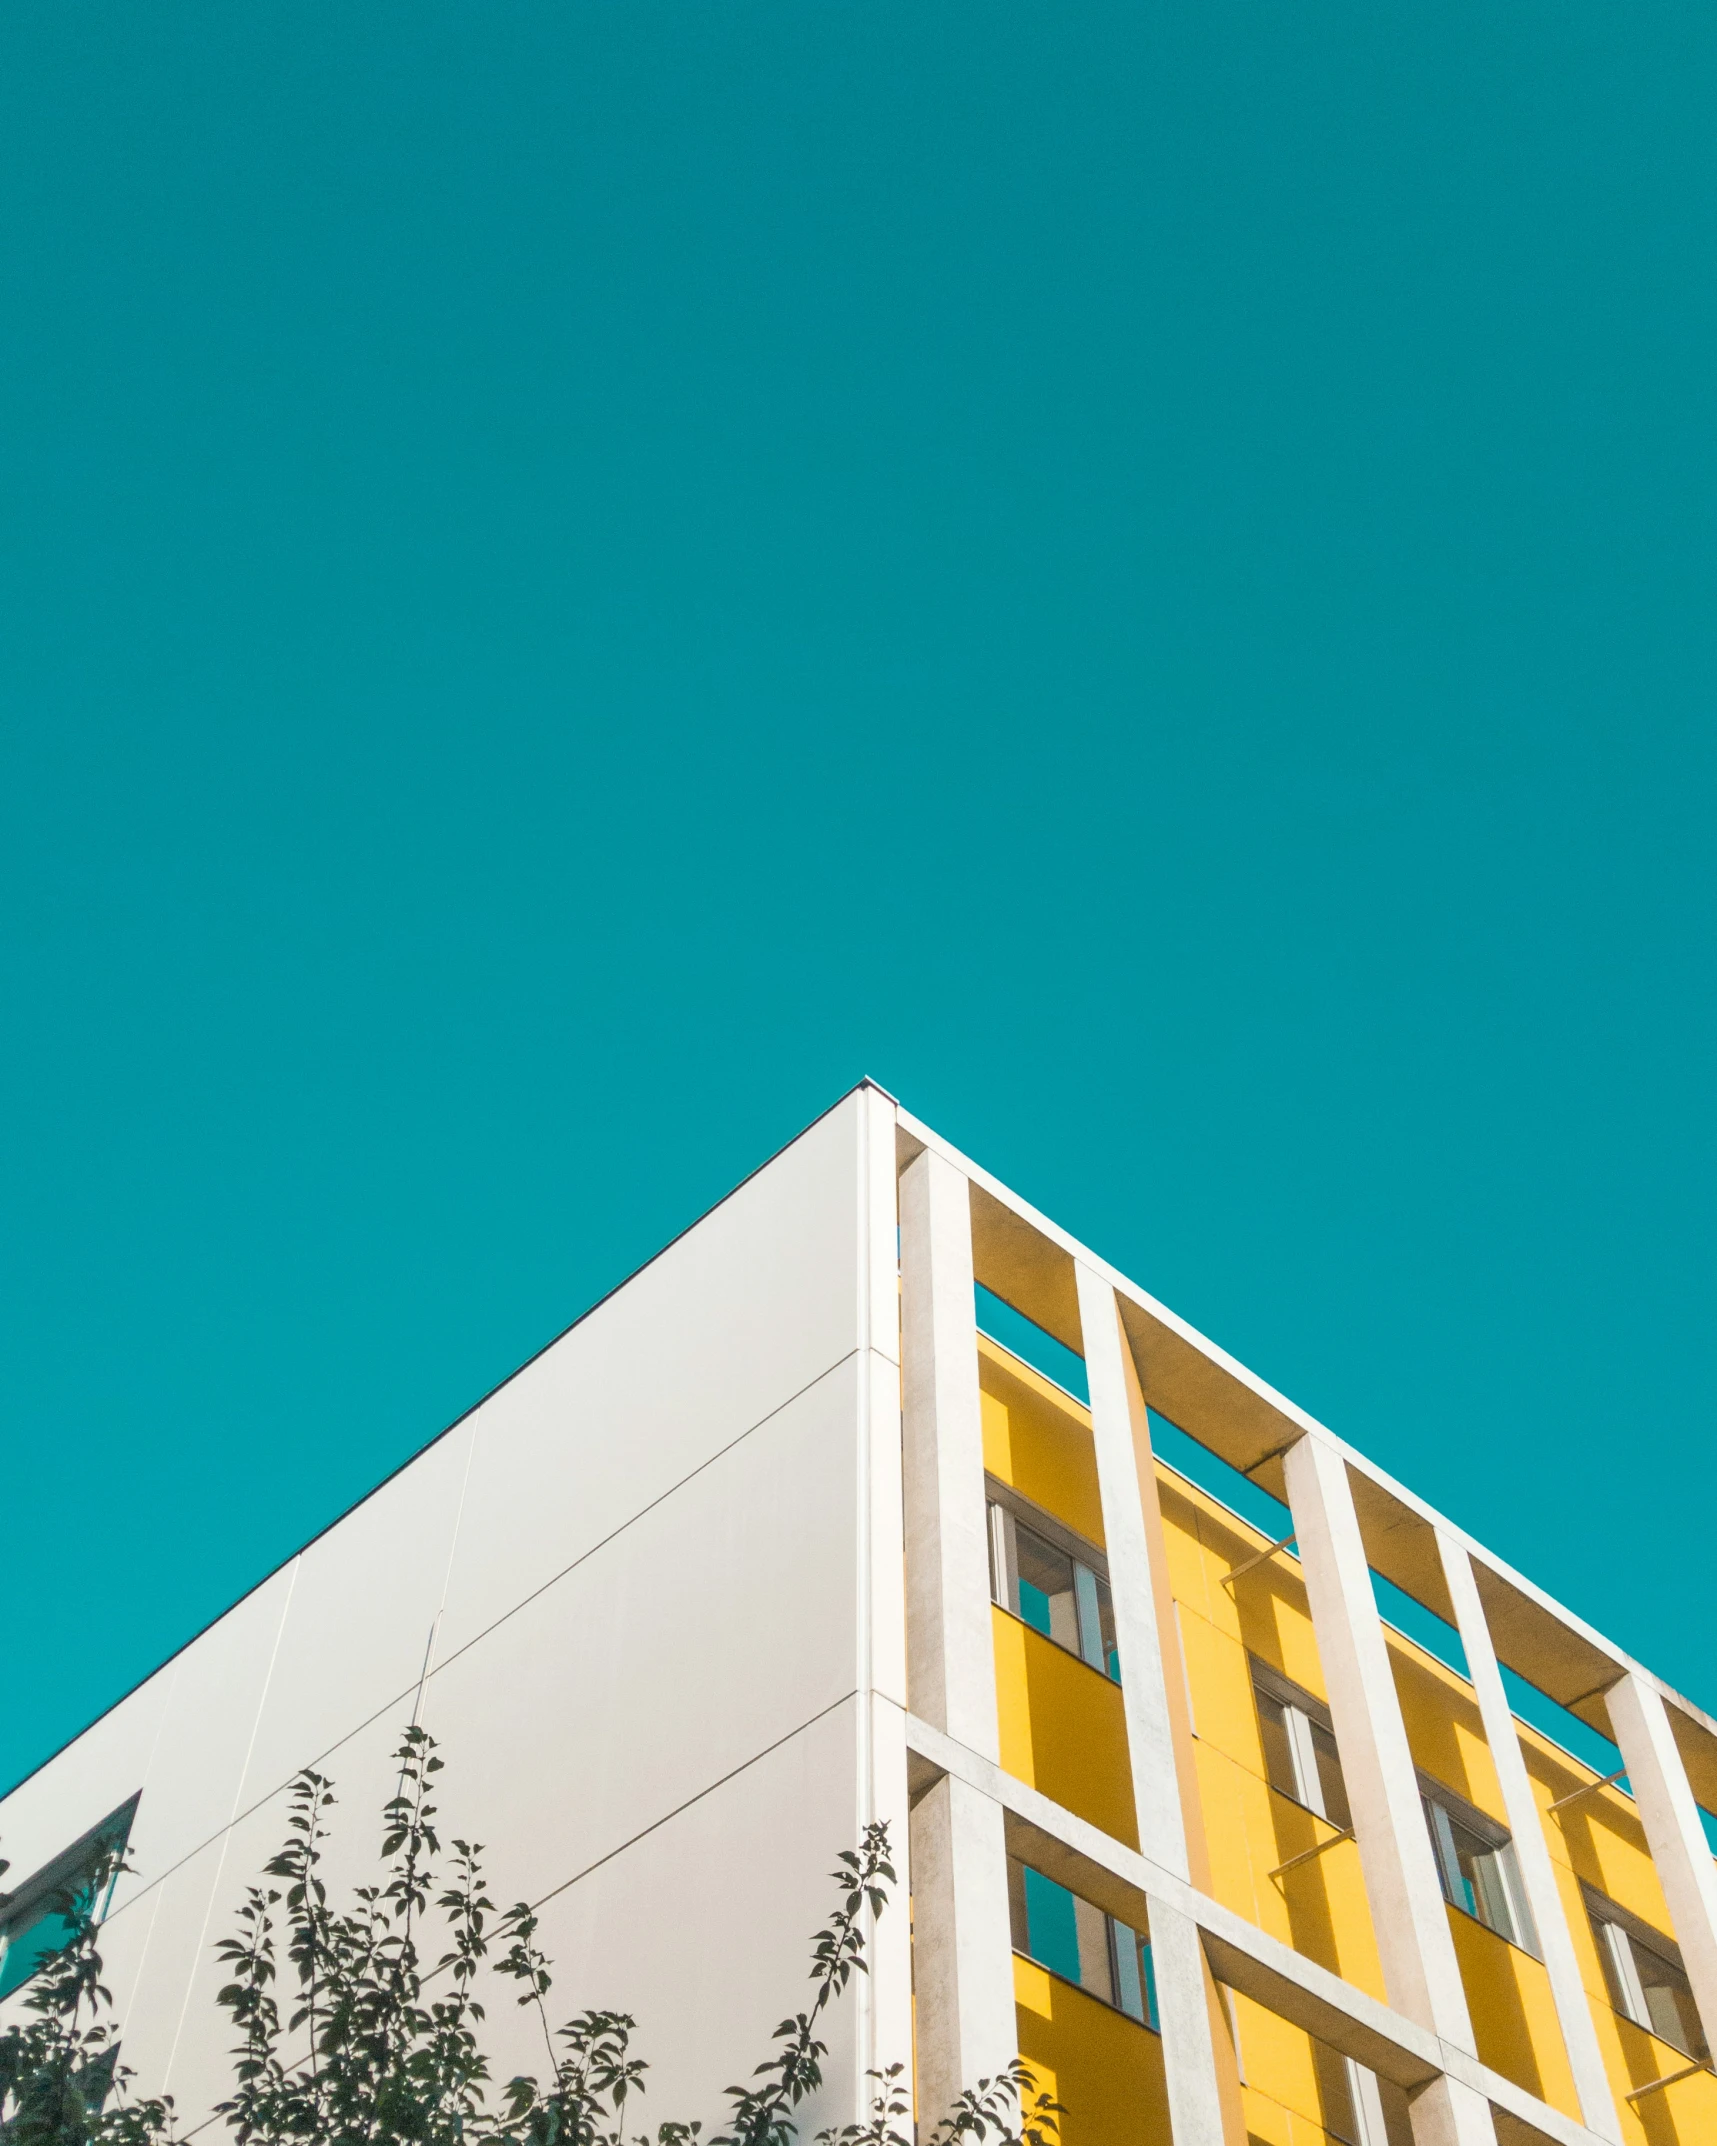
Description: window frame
985,1476,1119,1683
0,1795,140,2003
1249,1658,1350,1829
1416,1774,1537,1957
1006,1852,1158,2032
1581,1880,1710,2060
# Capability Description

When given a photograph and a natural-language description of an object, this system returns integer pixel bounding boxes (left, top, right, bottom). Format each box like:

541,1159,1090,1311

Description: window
987,1481,1119,1683
1007,1855,1156,2029
1419,1779,1535,1954
1311,2042,1411,2146
1584,1884,1709,2060
0,1799,138,2003
1250,1660,1351,1830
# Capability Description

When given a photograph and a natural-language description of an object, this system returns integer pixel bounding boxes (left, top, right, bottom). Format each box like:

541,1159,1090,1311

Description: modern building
3,1083,1715,2146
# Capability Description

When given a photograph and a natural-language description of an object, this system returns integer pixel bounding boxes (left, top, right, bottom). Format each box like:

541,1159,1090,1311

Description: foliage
2,1729,1060,2146
0,1848,174,2146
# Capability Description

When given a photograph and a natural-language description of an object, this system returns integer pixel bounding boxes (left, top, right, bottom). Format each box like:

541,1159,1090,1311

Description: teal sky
2,2,1712,1793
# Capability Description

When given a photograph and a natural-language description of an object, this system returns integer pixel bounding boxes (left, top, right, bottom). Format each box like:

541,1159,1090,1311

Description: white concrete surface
1074,1261,1190,1881
0,1089,896,2145
1282,1437,1482,2065
899,1148,997,1759
1437,1534,1620,2142
908,1772,1019,2130
1604,1672,1717,2062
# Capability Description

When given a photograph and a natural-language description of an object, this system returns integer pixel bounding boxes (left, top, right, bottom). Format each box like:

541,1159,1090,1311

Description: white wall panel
94,1825,229,2102
234,1422,475,1811
479,1696,868,2141
435,1095,865,1660
0,1662,175,1921
420,1356,862,1910
127,1565,299,1898
93,1707,430,2121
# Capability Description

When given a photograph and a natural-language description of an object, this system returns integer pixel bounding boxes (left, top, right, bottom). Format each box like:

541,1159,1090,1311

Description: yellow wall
1520,1747,1717,2143
968,1337,1717,2145
980,1338,1137,1848
1158,1474,1386,2002
1014,1954,1169,2146
1231,1992,1368,2146
994,1605,1138,1849
979,1338,1105,1543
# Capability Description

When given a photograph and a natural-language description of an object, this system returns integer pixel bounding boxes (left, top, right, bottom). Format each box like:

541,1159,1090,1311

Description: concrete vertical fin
909,1775,1018,2129
1403,2076,1501,2146
1437,1536,1621,2142
1074,1261,1196,1881
1605,1672,1717,2059
1283,1436,1480,2061
1077,1265,1242,2143
899,1150,997,1759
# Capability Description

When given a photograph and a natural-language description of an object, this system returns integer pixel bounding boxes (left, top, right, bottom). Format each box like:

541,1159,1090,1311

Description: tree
0,1846,173,2146
2,1728,1059,2146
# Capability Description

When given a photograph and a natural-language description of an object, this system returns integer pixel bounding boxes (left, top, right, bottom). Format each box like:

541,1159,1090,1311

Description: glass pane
1441,1811,1512,1938
1468,1849,1518,1945
1022,1866,1081,1985
1074,1895,1113,2004
1007,1856,1030,1955
1095,1571,1120,1681
1424,1800,1473,1915
1112,1919,1145,2021
1015,1524,1080,1655
1593,1915,1644,2023
1632,1934,1709,2059
1140,1936,1159,2031
1074,1563,1105,1672
1309,1721,1351,1831
0,1907,78,2001
1256,1690,1300,1802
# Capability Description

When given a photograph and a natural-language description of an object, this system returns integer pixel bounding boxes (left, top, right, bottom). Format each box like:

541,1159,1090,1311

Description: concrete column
1605,1673,1717,2057
1145,1896,1249,2146
1435,1535,1621,2141
899,1149,997,1759
1402,2076,1501,2146
1074,1261,1193,1881
909,1774,1019,2129
1282,1438,1481,2064
1076,1265,1243,2144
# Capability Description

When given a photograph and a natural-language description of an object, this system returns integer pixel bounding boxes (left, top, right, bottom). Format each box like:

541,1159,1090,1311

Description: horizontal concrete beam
902,1711,1606,2146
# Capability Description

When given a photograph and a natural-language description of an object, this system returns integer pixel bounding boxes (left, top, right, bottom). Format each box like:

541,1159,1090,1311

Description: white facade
0,1086,909,2140
5,1082,1717,2146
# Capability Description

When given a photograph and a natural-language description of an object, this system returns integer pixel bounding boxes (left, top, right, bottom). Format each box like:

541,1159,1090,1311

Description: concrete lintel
899,1714,1603,2146
899,1149,998,1758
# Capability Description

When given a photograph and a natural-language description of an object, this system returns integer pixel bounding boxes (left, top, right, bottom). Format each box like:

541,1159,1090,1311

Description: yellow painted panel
1444,1909,1579,2118
1013,1955,1169,2146
1232,1992,1357,2146
993,1605,1138,1849
1392,1651,1505,1822
1155,1481,1214,1625
1174,1593,1384,1998
978,1340,1105,1544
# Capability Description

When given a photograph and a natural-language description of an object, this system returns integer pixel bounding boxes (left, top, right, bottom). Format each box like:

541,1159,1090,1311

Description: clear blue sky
2,0,1712,1794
